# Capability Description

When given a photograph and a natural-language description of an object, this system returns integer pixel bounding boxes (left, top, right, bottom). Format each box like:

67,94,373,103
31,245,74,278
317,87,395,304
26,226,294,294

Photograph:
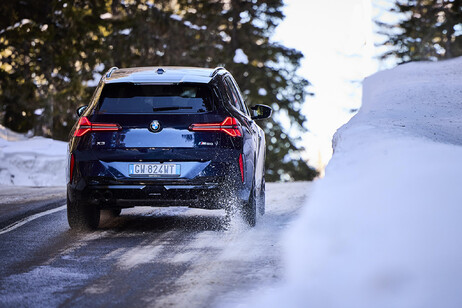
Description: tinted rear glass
97,83,214,114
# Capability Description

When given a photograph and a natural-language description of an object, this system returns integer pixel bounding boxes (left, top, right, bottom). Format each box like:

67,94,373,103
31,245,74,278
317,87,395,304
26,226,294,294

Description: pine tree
378,0,462,62
0,0,107,138
174,0,318,181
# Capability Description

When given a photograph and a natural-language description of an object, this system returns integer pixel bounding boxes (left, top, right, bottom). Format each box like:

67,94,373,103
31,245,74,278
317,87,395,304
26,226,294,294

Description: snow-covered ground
0,125,67,186
244,57,462,307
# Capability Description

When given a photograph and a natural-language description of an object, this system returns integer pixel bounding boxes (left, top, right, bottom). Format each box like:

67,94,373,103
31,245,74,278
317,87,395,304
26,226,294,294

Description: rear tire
242,182,257,227
67,196,100,231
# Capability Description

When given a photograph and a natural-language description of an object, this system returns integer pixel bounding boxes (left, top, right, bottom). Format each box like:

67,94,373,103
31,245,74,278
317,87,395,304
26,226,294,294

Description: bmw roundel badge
149,120,162,133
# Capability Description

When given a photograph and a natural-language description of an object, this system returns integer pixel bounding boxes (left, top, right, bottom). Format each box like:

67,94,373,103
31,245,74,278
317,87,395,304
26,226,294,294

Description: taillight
74,116,121,137
189,117,242,137
239,153,244,183
70,153,75,182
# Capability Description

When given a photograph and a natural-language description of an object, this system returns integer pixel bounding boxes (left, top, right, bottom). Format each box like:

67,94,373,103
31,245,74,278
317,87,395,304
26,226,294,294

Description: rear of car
67,67,263,230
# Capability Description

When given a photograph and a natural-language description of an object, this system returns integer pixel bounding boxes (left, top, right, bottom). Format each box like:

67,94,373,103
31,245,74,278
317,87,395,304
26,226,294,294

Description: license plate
128,164,180,177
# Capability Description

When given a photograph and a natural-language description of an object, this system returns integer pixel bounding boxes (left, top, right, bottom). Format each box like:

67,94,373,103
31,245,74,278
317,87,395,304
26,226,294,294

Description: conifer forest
0,0,318,181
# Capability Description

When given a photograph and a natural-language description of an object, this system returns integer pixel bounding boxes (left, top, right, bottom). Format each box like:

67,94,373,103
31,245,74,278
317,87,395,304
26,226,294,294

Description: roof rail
210,67,225,77
105,66,119,78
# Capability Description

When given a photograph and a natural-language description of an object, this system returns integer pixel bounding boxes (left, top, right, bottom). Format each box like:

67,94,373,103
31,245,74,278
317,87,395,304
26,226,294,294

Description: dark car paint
67,67,268,213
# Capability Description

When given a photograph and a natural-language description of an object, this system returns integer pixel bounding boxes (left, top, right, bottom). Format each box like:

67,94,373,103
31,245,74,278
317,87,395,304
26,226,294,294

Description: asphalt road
0,182,312,307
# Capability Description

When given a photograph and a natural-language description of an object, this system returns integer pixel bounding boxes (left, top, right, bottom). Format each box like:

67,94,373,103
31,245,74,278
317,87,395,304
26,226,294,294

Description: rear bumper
68,174,248,210
69,151,251,209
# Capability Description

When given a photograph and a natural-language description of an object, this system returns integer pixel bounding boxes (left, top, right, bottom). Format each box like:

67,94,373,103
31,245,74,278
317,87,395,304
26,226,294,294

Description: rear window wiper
152,106,193,112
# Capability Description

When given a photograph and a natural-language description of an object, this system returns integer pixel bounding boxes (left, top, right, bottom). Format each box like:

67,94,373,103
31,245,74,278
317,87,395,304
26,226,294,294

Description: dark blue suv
67,66,272,230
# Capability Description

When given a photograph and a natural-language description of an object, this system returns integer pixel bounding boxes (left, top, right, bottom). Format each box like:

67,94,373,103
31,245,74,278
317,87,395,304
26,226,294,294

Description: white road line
0,204,66,235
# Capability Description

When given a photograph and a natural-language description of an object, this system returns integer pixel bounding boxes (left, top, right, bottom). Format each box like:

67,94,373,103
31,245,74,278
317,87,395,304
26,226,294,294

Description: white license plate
129,164,180,176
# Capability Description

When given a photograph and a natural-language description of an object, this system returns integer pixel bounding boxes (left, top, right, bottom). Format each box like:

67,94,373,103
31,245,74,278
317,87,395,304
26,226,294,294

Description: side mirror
76,105,88,117
251,104,272,120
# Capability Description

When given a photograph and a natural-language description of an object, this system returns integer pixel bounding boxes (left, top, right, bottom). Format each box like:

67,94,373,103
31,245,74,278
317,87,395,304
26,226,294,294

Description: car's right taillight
74,116,121,137
188,117,242,137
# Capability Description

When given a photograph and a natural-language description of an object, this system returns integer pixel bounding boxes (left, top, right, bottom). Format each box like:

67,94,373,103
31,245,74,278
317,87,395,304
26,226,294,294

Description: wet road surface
0,182,312,307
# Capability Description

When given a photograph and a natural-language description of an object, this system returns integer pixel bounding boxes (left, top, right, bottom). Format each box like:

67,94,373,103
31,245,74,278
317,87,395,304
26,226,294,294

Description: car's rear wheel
242,182,257,227
67,196,100,231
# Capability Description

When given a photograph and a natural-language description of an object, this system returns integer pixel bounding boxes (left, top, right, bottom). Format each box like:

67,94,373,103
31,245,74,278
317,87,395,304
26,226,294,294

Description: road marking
0,204,66,235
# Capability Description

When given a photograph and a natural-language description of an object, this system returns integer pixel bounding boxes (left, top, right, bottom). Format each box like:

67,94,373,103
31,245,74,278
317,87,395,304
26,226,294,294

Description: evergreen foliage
0,0,318,181
378,0,462,62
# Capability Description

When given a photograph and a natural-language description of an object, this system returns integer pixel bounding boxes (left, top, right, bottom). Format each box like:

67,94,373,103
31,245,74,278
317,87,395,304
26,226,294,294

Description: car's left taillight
74,116,121,137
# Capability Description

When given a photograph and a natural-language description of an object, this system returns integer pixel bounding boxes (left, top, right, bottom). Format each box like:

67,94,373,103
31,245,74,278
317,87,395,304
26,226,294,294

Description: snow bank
0,126,67,186
248,57,462,308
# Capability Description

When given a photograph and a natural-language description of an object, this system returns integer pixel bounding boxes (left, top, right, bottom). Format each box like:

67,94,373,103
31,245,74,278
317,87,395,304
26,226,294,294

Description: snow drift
248,57,462,308
0,125,67,186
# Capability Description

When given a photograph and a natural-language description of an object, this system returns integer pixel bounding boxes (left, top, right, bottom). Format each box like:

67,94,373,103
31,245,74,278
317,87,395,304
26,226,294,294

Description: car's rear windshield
96,83,214,114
